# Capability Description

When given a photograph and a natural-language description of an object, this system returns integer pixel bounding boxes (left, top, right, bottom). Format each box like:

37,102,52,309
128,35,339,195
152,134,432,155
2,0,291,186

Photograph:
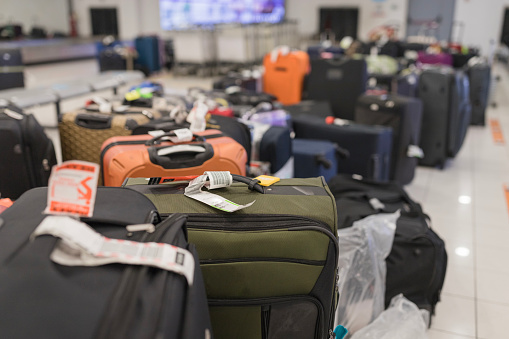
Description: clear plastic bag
351,294,429,339
334,212,399,334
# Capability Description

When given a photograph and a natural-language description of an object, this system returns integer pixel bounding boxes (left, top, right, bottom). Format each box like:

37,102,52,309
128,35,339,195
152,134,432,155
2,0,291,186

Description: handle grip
75,114,112,129
145,131,205,146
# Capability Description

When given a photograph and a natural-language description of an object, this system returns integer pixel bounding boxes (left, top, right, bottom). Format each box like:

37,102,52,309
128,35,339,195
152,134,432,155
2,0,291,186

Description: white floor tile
442,266,475,299
476,244,509,274
430,295,476,337
477,301,509,339
427,329,476,339
476,269,509,305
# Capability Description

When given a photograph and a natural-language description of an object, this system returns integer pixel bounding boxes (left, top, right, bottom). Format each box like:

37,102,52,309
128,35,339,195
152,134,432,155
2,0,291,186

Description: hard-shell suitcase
282,100,333,118
292,114,392,182
263,49,309,105
466,62,491,126
306,58,368,120
417,68,471,167
292,139,338,182
355,95,423,185
0,48,24,90
124,174,339,339
0,104,57,199
134,36,162,74
59,106,161,166
328,174,447,317
101,129,248,186
0,187,212,339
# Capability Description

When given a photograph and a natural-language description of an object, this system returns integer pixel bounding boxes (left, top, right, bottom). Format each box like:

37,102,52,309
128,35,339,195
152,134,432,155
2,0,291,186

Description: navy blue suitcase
135,36,161,74
292,139,338,182
292,114,392,181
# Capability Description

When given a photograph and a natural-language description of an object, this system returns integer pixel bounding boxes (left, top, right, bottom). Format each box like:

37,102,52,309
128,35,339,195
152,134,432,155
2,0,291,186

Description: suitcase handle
144,174,265,193
75,114,112,129
145,131,205,146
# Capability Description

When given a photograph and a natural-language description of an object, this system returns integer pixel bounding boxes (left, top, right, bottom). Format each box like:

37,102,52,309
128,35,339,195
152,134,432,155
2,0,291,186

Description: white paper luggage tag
184,171,255,213
187,100,208,132
148,128,193,143
407,145,424,158
33,216,195,285
44,161,99,218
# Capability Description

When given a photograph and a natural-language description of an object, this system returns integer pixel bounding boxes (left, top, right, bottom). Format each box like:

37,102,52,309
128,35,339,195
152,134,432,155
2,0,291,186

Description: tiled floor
26,59,509,338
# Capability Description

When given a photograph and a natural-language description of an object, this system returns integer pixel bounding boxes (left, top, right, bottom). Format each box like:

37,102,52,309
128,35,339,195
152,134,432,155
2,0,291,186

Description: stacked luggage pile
0,38,492,338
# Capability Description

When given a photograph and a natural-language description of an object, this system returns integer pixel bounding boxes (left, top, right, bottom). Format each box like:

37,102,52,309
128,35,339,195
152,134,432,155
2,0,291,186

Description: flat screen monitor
160,0,285,30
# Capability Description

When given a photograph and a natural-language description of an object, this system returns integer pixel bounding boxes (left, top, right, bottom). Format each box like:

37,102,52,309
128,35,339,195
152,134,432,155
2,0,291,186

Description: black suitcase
292,114,392,182
355,94,423,185
0,187,212,339
255,125,293,175
0,48,24,90
418,68,471,167
328,174,447,317
282,100,334,118
0,104,57,199
466,62,491,126
306,58,368,120
395,72,419,98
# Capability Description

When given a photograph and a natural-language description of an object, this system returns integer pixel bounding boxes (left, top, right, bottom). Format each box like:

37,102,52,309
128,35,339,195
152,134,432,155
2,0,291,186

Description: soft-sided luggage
0,104,57,199
396,71,419,98
283,100,334,118
0,48,24,90
466,62,491,126
292,114,392,182
263,49,309,105
132,115,252,164
328,174,447,317
124,174,339,339
59,105,161,166
355,95,423,185
101,129,248,186
292,138,338,182
249,123,293,177
0,187,212,339
306,58,368,120
417,68,471,167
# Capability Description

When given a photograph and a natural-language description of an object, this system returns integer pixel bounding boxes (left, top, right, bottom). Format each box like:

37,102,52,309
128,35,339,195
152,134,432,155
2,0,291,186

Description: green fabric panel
210,306,261,339
190,229,329,261
201,262,323,298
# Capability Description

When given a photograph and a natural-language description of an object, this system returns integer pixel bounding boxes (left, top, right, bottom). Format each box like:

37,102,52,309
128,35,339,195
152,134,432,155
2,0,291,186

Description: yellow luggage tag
254,175,280,187
125,90,141,101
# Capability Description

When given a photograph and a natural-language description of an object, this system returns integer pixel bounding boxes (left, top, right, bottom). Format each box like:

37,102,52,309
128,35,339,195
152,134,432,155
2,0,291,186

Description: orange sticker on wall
490,119,505,145
44,161,99,218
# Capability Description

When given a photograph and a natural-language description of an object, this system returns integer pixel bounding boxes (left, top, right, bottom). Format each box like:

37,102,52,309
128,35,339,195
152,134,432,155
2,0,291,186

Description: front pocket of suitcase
209,296,323,339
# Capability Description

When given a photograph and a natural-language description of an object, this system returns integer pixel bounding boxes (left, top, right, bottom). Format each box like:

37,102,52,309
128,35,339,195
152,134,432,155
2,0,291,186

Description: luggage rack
0,70,145,121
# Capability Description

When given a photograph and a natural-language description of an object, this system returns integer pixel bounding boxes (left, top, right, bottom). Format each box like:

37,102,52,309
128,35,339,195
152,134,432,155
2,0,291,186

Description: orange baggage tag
44,161,99,218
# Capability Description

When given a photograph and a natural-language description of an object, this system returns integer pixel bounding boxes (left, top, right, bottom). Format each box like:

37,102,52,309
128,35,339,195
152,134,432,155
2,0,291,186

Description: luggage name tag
44,161,99,218
149,128,193,144
407,145,424,158
32,215,195,285
187,100,208,132
184,171,255,213
254,175,280,187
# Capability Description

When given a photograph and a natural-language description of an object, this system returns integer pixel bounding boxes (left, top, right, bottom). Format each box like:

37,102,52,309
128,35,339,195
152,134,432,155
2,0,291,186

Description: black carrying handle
334,144,350,159
145,131,205,146
315,154,332,169
75,114,112,129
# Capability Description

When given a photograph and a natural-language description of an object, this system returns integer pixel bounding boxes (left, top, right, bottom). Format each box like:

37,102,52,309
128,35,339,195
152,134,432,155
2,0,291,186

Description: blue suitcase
292,114,393,182
135,36,161,74
292,139,338,182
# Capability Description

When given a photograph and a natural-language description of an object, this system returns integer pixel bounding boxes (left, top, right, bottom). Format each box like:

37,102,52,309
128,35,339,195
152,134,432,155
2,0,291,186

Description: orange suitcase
100,129,247,187
262,48,309,105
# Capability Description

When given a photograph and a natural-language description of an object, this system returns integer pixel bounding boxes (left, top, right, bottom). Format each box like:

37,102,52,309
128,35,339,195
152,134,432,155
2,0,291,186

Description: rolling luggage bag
396,71,419,98
328,174,447,317
306,45,343,59
306,58,368,120
0,48,24,90
417,68,471,167
134,36,162,74
124,174,339,339
249,123,293,177
101,129,248,186
466,62,491,126
262,49,309,105
292,139,339,182
282,100,333,118
0,104,57,199
0,187,212,339
292,114,392,182
59,105,161,165
355,95,423,185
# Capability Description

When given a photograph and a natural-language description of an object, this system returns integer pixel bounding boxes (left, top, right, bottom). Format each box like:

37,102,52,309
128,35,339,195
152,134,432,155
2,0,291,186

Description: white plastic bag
334,212,399,334
351,294,429,339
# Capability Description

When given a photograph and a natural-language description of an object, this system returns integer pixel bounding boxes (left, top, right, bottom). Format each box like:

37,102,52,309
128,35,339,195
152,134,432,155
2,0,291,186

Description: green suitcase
124,175,339,339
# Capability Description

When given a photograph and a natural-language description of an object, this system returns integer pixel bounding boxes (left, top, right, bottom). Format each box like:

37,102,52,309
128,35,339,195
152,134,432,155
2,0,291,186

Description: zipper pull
3,108,24,120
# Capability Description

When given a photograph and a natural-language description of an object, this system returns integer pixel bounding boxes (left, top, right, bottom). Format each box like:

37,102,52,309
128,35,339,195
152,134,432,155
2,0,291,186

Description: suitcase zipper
208,295,324,339
200,257,326,266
